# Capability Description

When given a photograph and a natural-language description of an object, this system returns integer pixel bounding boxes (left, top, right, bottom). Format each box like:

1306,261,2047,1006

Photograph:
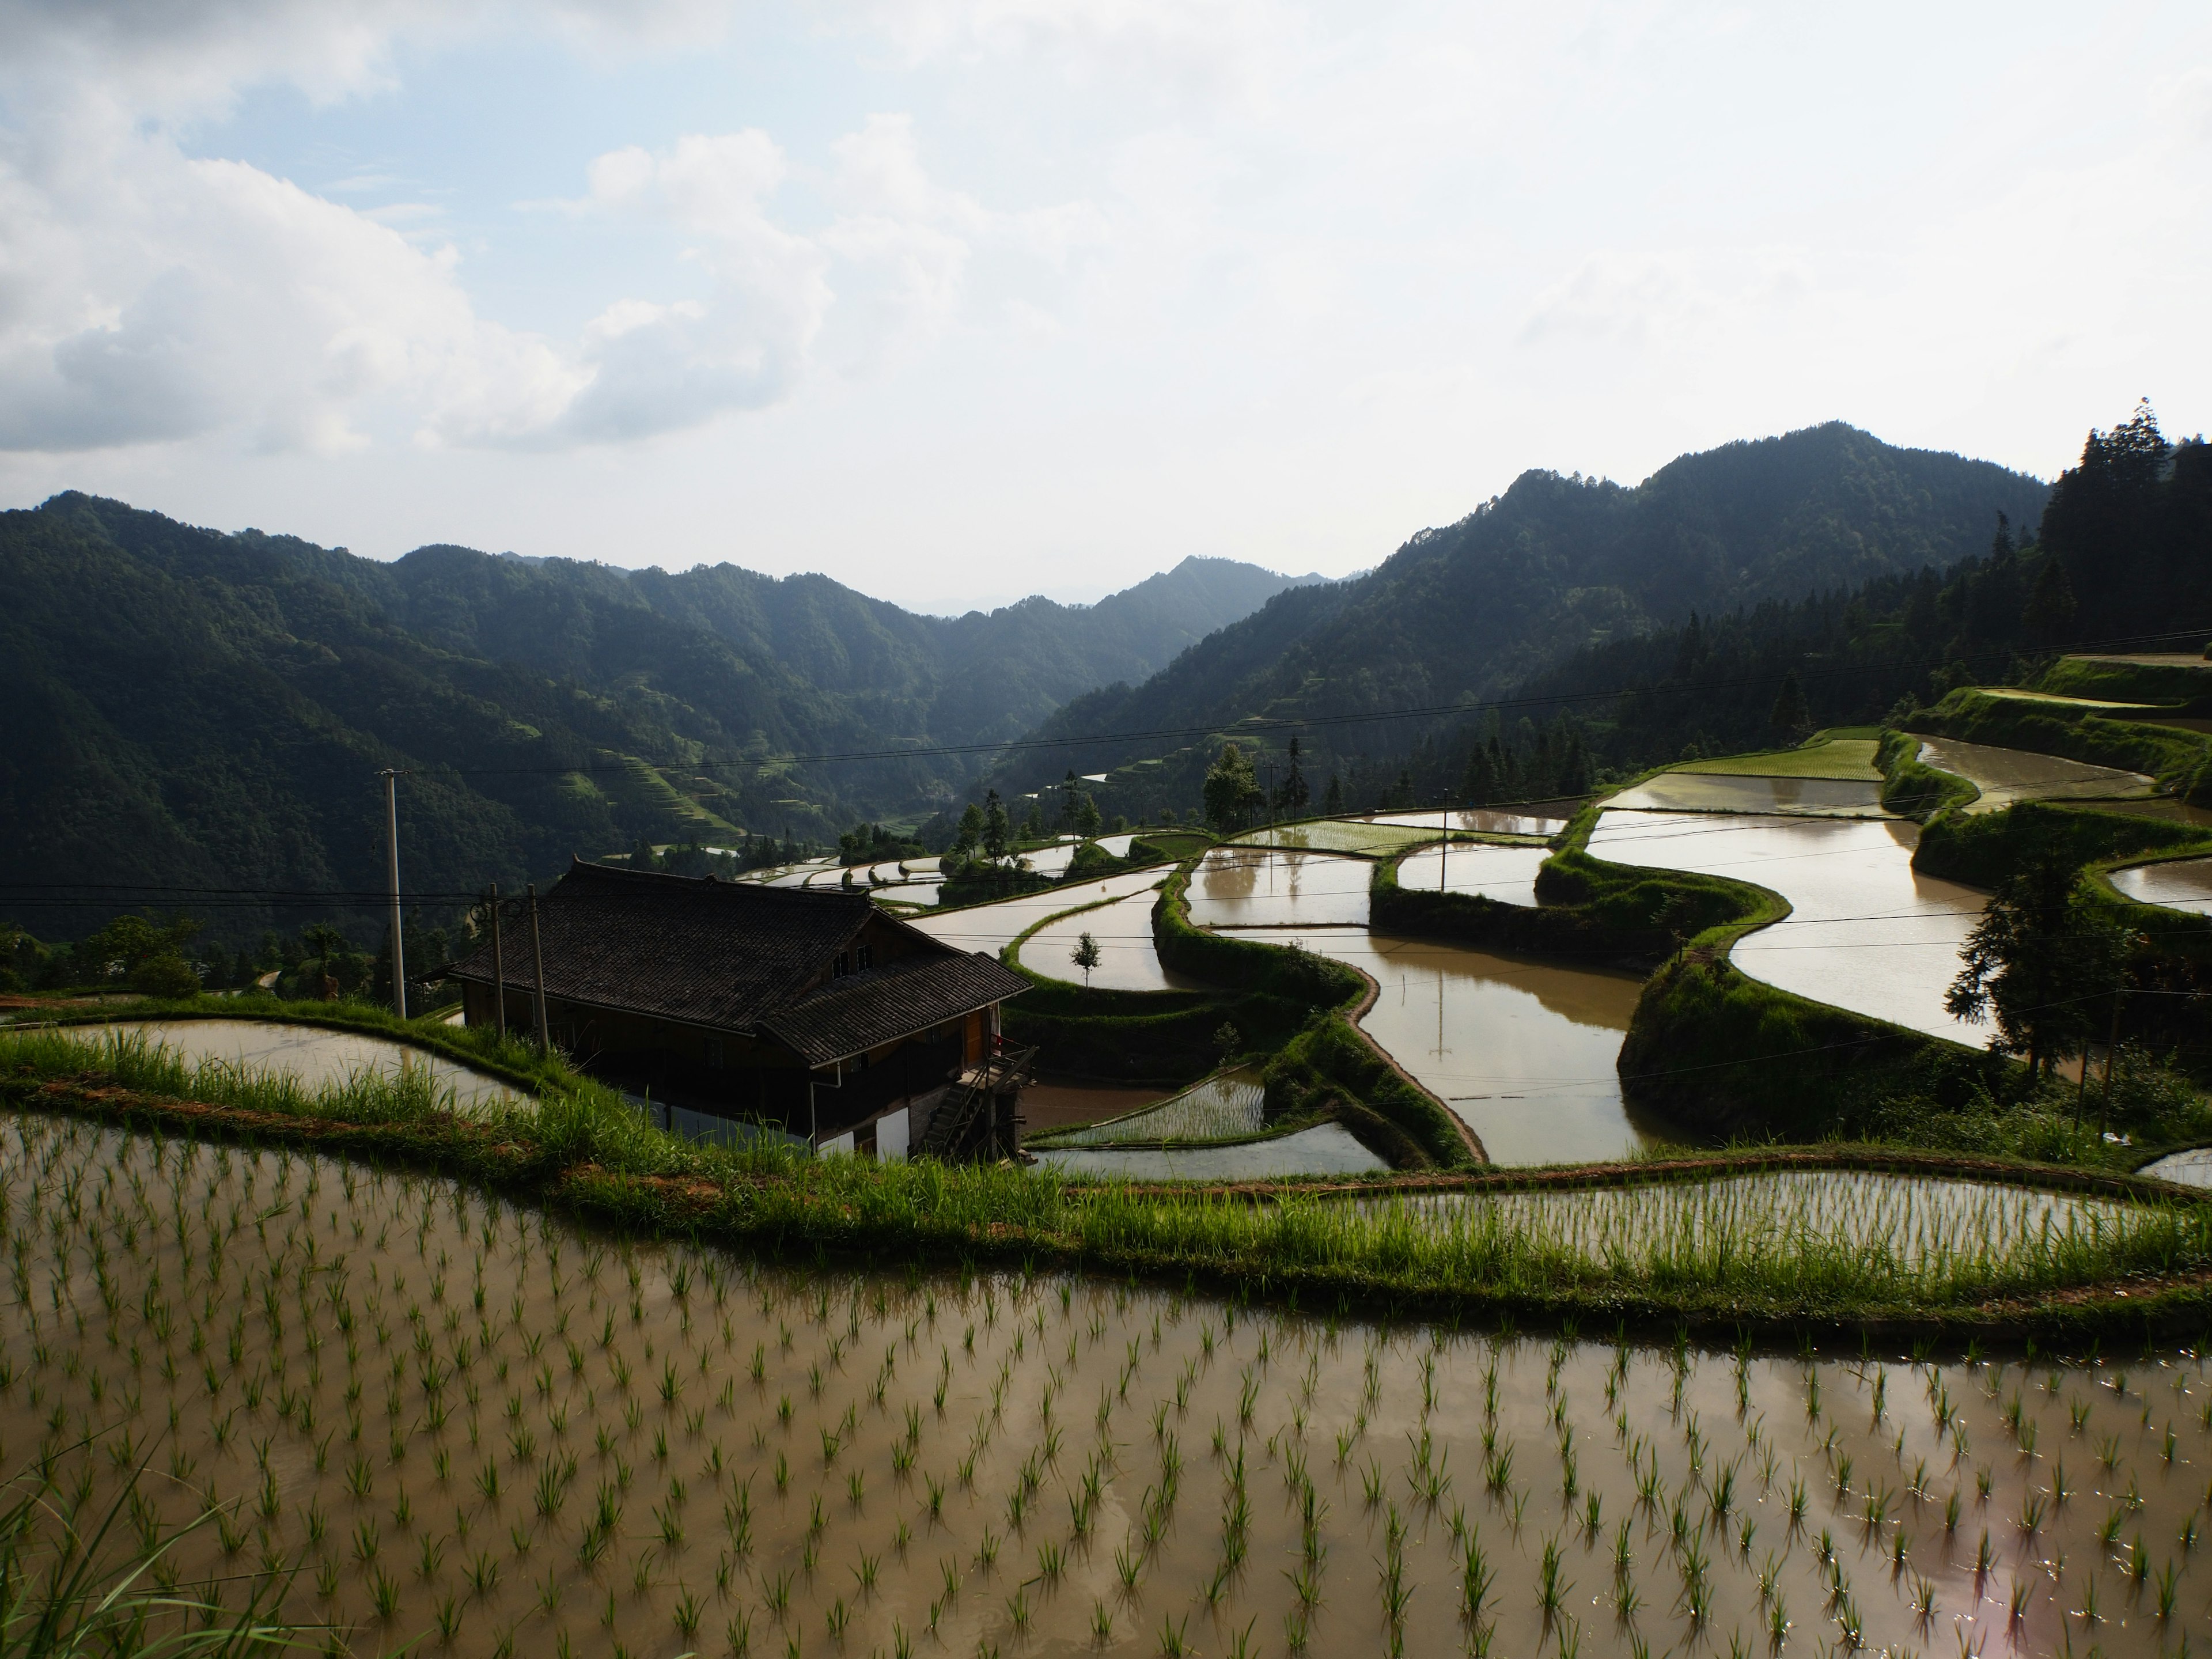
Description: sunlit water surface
1185,848,1372,929
1019,887,1195,993
2110,857,2212,917
105,1019,523,1112
1588,811,1988,1043
1238,930,1651,1165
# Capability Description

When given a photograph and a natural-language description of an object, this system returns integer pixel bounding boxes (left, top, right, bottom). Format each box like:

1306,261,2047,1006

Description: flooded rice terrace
106,1020,524,1113
1186,849,1372,929
1240,930,1652,1166
1588,812,1988,1043
18,1114,2201,1658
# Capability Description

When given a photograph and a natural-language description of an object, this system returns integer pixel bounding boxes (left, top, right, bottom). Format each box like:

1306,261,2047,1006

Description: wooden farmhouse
446,860,1031,1159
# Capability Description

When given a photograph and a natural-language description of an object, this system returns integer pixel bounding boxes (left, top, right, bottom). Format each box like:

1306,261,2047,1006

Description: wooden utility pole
380,768,407,1019
527,883,551,1052
487,884,506,1042
2098,988,2123,1139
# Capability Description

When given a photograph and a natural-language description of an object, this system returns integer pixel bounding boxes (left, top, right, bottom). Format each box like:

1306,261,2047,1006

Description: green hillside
988,422,2048,812
0,496,1307,942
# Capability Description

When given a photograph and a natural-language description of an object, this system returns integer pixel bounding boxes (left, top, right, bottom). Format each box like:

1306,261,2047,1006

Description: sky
0,2,2207,614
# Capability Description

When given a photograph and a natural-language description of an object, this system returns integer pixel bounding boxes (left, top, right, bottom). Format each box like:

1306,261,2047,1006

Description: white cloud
0,82,1094,452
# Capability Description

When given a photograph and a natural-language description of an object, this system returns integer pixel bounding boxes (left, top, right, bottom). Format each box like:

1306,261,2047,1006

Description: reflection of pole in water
1434,959,1446,1062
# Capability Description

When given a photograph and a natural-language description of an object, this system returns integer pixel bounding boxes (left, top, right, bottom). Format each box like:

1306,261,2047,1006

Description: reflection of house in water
446,861,1030,1159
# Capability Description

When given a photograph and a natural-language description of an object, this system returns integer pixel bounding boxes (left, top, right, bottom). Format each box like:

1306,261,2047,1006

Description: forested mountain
0,494,1308,942
1523,404,2212,778
990,422,2050,814
383,545,1313,749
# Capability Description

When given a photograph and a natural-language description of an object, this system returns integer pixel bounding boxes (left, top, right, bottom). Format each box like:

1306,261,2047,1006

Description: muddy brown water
1588,811,1988,1045
3,1111,2206,1657
1238,929,1656,1166
1187,849,1372,929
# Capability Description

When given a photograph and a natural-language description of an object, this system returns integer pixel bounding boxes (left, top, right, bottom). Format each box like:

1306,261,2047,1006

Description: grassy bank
1617,953,2001,1139
5,1028,2209,1337
1915,798,2212,1078
1149,853,1477,1164
1366,804,1779,966
9,988,560,1093
1874,726,1978,819
1259,1014,1479,1170
1904,685,2212,797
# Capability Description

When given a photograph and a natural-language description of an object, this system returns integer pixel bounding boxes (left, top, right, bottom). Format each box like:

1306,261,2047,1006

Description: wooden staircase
918,1043,1036,1162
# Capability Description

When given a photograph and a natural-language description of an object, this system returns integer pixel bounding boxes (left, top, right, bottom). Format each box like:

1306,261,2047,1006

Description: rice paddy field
1030,1123,1388,1181
1587,811,1986,1043
1359,808,1568,838
916,869,1166,956
1394,842,1549,906
1669,738,1884,781
1914,738,2156,814
7,1107,2211,1659
100,1020,524,1115
1600,775,1889,817
1017,889,1195,993
1347,1172,2160,1281
2110,857,2212,917
1185,849,1372,929
1230,820,1441,857
1032,1074,1268,1148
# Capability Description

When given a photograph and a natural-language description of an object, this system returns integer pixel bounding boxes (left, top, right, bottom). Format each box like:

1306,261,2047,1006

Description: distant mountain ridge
990,422,2050,805
0,493,1310,940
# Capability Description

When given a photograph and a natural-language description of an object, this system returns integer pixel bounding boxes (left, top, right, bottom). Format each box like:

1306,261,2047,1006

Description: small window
857,945,873,971
833,952,850,978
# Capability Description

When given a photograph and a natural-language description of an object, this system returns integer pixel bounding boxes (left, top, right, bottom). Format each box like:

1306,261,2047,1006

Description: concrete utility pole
527,883,551,1052
380,769,407,1019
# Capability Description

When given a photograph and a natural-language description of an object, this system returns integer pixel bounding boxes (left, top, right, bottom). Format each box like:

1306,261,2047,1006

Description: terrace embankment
7,1028,2210,1339
5,1105,2211,1659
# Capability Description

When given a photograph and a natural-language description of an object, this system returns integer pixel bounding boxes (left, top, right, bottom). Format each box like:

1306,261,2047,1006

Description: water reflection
1187,847,1371,928
2109,856,2212,916
1239,929,1652,1165
107,1020,523,1112
2141,1145,2212,1187
1031,1122,1385,1179
1604,774,1887,816
1395,842,1548,905
1916,736,2152,812
1020,888,1201,992
1361,806,1567,836
914,869,1166,956
1589,810,1987,1042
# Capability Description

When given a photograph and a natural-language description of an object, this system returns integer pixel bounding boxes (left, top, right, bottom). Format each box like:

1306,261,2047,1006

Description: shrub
129,952,202,999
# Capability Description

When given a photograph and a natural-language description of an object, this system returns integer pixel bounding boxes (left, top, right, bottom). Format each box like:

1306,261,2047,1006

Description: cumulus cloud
0,0,1111,454
0,44,1093,454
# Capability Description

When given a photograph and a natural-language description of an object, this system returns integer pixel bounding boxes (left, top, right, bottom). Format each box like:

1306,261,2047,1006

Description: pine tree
1203,743,1263,832
1278,736,1311,816
1768,671,1811,744
1462,744,1497,805
2021,556,2078,647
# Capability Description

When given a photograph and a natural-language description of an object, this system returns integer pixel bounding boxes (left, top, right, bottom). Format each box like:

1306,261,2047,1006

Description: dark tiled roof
447,860,911,1033
760,953,1029,1067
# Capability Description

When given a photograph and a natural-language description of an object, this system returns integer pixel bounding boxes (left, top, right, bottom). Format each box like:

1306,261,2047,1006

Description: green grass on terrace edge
4,990,558,1095
1665,732,1884,781
4,1026,2211,1340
